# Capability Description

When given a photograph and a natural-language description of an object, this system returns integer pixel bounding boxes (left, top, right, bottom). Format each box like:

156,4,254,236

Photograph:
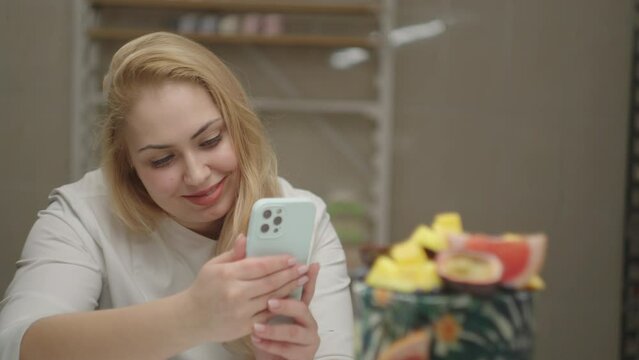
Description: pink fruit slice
448,233,547,288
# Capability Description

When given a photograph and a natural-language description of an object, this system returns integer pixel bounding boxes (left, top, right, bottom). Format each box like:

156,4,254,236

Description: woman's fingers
244,264,309,298
250,299,320,359
301,263,319,306
251,336,295,358
248,274,309,313
228,255,297,280
266,298,317,330
252,322,315,346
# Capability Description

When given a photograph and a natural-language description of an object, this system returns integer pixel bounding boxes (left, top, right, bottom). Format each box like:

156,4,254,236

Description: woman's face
124,80,240,237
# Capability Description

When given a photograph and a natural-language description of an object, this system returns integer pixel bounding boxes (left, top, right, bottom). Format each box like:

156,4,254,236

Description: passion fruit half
436,250,503,296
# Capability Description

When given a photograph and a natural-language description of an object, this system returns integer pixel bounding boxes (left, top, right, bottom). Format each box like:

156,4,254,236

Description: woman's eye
151,155,174,168
201,135,222,148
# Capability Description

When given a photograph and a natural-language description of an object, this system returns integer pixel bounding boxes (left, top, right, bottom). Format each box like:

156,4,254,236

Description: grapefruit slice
448,233,547,288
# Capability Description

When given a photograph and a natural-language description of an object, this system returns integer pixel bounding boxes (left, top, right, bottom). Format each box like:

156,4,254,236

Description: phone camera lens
260,224,269,233
273,216,282,225
263,210,272,219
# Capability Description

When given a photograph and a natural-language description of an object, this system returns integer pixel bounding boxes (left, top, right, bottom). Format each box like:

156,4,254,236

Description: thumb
231,233,247,261
211,234,247,264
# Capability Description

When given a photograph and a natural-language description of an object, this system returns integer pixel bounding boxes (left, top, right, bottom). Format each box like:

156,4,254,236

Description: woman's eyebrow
137,118,222,153
191,118,222,140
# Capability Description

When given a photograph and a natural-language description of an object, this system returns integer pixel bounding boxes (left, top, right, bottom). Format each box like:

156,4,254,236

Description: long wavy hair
100,32,281,357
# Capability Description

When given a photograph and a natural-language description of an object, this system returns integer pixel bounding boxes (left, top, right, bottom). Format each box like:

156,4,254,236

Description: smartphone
246,198,315,300
246,197,316,301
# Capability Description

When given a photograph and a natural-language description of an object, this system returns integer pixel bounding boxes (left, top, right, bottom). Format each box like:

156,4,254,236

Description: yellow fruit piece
407,225,448,252
407,224,430,245
390,241,427,264
398,262,442,292
365,256,442,293
525,274,546,291
365,256,415,292
433,212,463,234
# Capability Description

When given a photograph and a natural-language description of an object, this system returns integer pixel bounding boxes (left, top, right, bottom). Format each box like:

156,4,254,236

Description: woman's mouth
182,177,226,206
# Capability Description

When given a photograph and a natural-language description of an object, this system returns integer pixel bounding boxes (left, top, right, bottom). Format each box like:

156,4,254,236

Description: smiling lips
182,177,226,206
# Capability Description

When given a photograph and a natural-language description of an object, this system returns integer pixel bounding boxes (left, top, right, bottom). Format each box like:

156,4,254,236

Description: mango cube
390,241,427,264
408,225,448,252
433,212,463,234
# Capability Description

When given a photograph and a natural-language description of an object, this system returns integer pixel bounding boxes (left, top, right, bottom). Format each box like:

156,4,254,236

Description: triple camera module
260,207,283,236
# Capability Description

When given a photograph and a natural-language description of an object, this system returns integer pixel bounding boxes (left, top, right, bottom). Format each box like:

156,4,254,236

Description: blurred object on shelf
241,13,261,35
262,13,284,36
327,193,370,273
218,14,240,34
198,14,219,34
177,12,199,33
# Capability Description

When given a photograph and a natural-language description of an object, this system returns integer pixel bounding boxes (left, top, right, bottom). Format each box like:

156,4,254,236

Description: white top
0,170,354,359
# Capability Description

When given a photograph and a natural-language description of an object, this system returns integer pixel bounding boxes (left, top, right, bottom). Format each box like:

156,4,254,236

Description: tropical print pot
352,281,535,360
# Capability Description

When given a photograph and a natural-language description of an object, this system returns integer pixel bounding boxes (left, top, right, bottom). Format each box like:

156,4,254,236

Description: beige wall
0,0,72,303
0,0,631,359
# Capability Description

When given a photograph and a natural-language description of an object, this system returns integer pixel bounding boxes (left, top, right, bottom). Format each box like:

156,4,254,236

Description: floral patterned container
352,281,535,360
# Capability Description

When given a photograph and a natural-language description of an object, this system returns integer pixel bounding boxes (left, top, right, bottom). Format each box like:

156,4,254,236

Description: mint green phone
246,197,316,301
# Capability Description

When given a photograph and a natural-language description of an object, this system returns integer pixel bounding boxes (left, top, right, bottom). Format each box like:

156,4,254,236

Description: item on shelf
218,14,240,35
327,200,368,244
198,14,219,34
327,197,370,272
262,13,284,36
176,13,199,34
241,13,261,35
353,212,548,359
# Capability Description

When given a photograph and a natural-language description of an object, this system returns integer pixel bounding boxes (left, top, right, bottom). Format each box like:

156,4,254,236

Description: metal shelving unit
71,0,396,245
622,2,639,359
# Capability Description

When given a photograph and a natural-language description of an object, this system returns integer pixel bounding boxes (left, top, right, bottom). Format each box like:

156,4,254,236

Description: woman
0,32,354,360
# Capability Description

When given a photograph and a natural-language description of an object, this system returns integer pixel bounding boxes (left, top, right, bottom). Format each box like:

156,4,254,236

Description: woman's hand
180,234,310,343
252,263,321,360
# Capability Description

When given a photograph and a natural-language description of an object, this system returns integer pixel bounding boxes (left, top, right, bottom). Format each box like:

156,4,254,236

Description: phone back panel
246,198,316,266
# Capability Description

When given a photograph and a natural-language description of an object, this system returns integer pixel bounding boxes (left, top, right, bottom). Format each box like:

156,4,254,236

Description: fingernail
287,257,296,266
298,276,309,286
297,265,309,274
253,323,266,332
268,299,280,309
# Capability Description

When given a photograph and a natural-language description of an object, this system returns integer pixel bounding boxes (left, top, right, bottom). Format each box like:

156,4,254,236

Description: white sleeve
0,198,103,360
308,208,354,359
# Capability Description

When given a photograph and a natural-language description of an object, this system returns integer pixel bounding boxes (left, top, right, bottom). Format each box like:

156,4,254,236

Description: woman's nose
183,153,210,186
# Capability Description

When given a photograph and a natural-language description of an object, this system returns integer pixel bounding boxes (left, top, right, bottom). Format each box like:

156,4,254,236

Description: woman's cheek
220,143,239,172
138,167,181,197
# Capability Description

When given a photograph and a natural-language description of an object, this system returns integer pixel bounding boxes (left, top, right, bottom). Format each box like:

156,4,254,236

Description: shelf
88,28,377,48
252,97,379,118
89,92,380,119
74,0,396,245
90,0,380,15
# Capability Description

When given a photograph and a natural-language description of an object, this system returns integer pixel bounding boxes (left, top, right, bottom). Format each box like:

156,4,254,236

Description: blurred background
0,0,633,359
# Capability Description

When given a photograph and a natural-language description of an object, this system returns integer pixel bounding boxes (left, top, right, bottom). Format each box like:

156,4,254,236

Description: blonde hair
100,32,281,356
